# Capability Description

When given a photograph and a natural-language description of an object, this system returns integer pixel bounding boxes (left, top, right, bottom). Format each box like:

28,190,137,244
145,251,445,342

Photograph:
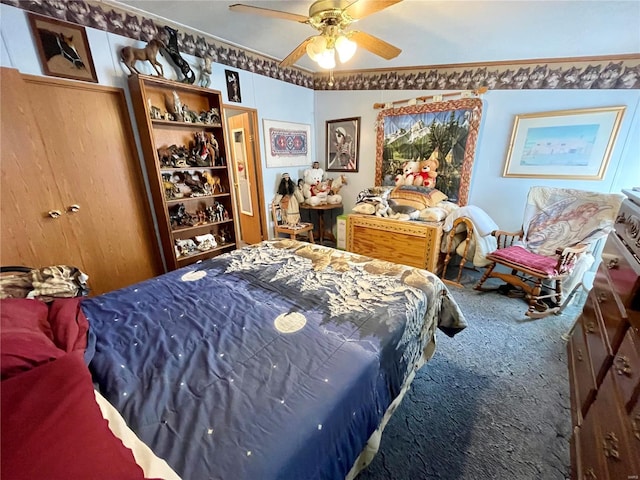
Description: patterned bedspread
83,240,466,480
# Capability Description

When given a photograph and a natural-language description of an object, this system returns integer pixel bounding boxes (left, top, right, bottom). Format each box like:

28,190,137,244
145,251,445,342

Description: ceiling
112,0,640,72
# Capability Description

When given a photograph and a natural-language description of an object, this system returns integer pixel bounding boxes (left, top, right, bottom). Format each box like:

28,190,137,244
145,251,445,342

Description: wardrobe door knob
67,204,81,213
48,210,62,218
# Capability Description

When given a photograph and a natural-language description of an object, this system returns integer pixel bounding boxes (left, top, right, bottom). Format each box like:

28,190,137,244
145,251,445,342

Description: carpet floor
357,266,583,480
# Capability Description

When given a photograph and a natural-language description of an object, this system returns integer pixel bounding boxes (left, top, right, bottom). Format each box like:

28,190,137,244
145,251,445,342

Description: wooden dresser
567,233,640,479
346,214,444,274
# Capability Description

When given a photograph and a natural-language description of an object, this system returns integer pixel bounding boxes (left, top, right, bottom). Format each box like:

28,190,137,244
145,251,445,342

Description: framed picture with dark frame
225,69,242,103
326,117,360,172
28,13,98,83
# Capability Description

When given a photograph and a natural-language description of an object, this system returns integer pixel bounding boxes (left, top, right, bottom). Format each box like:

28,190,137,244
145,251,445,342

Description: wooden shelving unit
127,74,236,270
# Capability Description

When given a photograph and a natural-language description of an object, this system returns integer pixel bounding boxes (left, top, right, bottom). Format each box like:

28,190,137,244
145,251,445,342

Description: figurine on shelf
205,205,216,223
181,104,201,123
198,56,212,88
201,107,221,126
183,172,206,194
175,237,197,257
202,172,223,194
169,203,191,229
214,201,226,222
161,26,195,84
190,131,213,167
148,99,163,120
218,228,230,244
164,90,183,122
195,233,216,251
120,38,165,77
162,173,178,200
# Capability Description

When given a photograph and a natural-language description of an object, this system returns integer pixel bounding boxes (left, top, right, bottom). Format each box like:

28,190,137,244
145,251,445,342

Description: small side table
300,203,343,245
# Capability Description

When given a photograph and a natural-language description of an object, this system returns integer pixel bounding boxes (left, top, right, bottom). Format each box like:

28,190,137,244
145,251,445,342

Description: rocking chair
475,187,623,318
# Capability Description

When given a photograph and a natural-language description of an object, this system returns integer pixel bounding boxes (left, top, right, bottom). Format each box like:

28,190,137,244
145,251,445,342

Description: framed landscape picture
28,13,98,83
503,106,626,179
326,117,360,172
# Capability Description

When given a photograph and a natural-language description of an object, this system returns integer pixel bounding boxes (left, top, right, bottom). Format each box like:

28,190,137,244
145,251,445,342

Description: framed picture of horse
28,13,98,83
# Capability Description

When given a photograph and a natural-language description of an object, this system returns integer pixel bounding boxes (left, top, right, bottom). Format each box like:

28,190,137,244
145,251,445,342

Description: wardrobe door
21,75,163,295
0,68,81,268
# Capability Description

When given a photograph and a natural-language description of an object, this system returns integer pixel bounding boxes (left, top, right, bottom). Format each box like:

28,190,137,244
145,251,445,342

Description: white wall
315,89,640,230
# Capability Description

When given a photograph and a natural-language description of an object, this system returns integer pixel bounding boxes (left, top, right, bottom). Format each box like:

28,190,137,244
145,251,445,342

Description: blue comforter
83,240,465,480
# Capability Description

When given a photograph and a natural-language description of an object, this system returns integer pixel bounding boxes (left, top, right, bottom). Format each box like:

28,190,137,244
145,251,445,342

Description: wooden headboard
374,98,483,206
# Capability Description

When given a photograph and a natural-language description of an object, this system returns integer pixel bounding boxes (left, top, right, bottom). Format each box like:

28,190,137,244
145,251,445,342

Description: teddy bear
394,160,420,186
302,166,341,206
414,158,439,187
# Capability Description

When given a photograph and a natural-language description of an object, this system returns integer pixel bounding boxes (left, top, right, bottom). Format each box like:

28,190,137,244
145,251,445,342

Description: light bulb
335,35,357,63
306,35,327,61
317,48,336,69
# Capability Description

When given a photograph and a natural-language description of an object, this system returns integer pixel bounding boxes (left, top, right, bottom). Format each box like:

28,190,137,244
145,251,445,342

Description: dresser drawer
582,369,640,479
601,234,640,312
582,293,614,387
613,327,640,413
569,319,597,421
593,263,630,354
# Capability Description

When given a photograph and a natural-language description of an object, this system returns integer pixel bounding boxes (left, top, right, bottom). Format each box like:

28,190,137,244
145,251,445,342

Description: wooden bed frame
346,214,444,274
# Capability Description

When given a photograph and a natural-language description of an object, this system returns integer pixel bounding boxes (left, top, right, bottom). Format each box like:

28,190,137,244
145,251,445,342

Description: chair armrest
555,243,588,274
492,228,524,249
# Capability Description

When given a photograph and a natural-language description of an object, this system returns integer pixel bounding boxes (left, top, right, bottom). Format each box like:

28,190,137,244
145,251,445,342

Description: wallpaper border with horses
3,0,639,91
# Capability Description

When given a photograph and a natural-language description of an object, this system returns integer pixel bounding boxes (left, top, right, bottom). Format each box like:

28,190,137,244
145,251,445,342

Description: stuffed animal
415,158,439,187
395,161,420,186
302,166,340,206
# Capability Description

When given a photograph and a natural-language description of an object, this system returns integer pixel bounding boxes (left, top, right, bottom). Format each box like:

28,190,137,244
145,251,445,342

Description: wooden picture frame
28,13,98,83
326,117,360,172
375,98,483,206
503,106,626,179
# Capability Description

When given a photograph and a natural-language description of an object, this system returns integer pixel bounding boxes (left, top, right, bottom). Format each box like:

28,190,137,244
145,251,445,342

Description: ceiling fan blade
349,30,401,60
343,0,403,20
229,4,309,23
279,36,317,68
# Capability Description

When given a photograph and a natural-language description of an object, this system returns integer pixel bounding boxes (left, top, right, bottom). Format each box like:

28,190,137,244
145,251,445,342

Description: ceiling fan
229,0,403,69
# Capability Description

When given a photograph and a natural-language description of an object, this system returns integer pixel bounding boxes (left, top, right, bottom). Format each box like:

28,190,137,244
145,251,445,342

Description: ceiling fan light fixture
335,34,357,63
316,48,336,69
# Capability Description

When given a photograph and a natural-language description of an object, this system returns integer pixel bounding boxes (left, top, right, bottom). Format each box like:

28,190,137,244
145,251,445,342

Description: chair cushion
486,246,559,277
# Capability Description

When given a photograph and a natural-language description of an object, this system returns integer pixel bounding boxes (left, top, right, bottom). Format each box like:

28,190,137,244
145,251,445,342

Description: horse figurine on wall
120,39,165,77
37,28,86,70
161,26,195,84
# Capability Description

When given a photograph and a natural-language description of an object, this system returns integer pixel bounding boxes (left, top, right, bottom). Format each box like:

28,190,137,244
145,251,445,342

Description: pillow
0,298,89,380
418,206,449,222
389,186,448,210
352,203,376,215
1,352,148,480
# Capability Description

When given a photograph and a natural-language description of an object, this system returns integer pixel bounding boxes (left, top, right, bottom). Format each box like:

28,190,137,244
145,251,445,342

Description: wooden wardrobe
0,68,163,295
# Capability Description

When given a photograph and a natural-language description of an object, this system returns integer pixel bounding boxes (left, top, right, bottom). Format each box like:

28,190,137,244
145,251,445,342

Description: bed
1,240,465,480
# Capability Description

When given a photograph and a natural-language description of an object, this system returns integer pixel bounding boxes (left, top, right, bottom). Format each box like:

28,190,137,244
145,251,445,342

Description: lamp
306,33,357,69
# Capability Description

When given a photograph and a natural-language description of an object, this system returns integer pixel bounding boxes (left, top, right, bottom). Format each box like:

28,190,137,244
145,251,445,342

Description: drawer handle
602,432,620,460
607,258,619,269
614,355,632,377
47,210,62,219
586,321,596,334
584,468,597,480
633,413,640,441
576,347,583,362
597,292,608,303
